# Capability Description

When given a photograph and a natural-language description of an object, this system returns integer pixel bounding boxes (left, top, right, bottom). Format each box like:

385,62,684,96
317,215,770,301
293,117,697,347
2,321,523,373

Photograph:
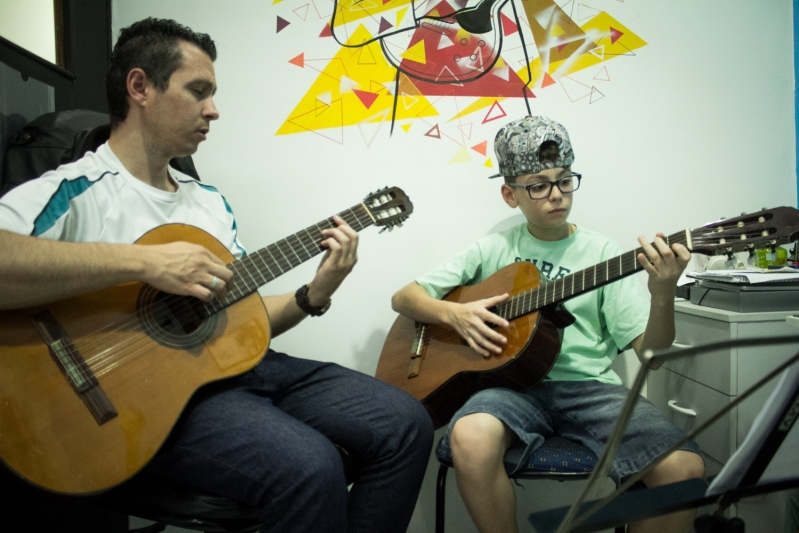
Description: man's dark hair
107,17,217,128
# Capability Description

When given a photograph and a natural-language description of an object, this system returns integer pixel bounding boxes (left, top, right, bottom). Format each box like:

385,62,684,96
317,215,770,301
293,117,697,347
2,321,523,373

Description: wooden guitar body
0,224,271,494
376,261,561,428
0,186,414,495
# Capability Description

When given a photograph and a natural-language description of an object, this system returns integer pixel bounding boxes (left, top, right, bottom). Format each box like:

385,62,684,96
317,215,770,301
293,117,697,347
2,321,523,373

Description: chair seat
100,475,259,533
437,435,598,477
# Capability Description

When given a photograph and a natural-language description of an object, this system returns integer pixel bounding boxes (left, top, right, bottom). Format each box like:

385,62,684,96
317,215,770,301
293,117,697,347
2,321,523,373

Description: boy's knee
450,413,508,465
646,450,705,487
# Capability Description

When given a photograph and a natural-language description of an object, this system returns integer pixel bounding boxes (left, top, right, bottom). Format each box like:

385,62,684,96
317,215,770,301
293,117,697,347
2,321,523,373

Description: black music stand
527,335,799,533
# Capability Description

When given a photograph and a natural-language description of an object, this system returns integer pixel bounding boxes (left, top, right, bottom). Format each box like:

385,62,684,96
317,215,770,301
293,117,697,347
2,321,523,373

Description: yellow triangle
400,40,426,64
333,0,413,26
396,7,408,28
551,23,566,37
401,123,412,133
484,157,493,168
495,57,506,68
448,146,471,165
273,0,283,3
455,27,470,41
277,24,436,136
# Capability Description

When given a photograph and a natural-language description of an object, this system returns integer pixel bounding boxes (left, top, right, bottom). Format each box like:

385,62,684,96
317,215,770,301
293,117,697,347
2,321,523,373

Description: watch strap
295,284,331,317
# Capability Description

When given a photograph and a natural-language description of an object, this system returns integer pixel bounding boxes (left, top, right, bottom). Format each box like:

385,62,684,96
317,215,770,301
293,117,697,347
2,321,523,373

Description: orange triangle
289,53,304,68
541,72,556,88
471,141,487,156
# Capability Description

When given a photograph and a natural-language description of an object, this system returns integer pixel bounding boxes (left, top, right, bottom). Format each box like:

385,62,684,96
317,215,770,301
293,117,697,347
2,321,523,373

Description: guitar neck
204,203,375,315
496,229,691,321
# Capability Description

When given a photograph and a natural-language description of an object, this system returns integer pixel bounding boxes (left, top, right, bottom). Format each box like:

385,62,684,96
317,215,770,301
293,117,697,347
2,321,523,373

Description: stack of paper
688,268,799,285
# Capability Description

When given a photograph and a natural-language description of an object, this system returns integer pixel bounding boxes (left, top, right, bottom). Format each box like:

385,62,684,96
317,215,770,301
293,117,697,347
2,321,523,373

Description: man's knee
385,388,435,452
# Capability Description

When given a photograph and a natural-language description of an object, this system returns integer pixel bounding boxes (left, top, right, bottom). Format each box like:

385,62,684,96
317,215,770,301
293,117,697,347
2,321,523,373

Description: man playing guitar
391,115,705,533
0,17,432,533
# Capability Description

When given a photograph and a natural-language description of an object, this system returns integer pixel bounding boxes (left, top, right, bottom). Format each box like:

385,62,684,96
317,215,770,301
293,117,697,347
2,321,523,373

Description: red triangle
556,37,568,52
471,141,487,156
277,16,290,34
609,27,624,44
482,100,507,124
500,13,518,36
288,53,304,68
425,124,441,139
541,72,556,88
319,23,333,38
378,17,393,34
352,89,379,109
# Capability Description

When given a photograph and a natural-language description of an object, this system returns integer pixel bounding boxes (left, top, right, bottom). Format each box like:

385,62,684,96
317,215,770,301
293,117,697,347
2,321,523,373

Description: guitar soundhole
136,287,218,350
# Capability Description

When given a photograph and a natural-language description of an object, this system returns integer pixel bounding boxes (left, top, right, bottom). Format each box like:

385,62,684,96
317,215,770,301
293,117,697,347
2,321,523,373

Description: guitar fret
284,236,304,264
268,244,288,271
254,250,277,282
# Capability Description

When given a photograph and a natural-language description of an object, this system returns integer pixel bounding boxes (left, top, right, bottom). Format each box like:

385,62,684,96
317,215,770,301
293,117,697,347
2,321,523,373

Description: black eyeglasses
507,173,581,200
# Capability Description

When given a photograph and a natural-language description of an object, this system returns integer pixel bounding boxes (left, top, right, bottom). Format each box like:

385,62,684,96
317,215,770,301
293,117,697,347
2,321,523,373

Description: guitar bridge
31,310,118,425
408,322,427,378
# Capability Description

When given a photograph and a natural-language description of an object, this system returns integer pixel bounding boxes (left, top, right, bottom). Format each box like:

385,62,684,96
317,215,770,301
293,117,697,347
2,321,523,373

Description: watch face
318,299,332,315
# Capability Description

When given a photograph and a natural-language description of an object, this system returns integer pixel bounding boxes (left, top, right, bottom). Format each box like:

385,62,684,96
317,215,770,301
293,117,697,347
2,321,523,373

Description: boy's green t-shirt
415,224,651,385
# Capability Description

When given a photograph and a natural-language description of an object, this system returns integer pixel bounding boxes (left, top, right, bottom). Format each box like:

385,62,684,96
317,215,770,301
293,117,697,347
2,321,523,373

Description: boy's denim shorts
437,380,703,484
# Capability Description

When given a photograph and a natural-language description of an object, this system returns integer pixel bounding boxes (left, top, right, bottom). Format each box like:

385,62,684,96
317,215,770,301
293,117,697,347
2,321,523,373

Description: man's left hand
306,215,359,307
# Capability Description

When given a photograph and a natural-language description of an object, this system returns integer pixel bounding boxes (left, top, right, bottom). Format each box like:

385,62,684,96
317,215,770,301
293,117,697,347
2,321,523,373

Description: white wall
0,0,56,64
113,1,797,531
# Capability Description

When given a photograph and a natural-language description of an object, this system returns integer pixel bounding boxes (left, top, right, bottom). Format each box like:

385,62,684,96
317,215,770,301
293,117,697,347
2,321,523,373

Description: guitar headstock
688,206,799,256
363,187,414,231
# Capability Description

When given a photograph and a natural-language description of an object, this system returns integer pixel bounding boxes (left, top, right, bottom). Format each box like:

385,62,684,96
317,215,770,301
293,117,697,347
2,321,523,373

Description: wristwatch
295,284,331,317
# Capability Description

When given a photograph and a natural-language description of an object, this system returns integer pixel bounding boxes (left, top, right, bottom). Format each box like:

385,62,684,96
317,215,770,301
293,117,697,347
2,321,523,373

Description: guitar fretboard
495,230,689,321
203,203,374,315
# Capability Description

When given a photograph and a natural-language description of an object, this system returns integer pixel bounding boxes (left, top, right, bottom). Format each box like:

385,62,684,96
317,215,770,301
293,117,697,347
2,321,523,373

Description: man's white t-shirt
0,142,245,259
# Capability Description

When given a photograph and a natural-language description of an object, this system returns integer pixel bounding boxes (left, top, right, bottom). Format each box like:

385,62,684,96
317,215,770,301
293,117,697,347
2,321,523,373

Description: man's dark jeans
147,349,434,533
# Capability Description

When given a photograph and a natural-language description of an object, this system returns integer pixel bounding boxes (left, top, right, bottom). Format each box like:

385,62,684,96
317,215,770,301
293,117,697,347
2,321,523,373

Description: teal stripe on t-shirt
32,175,103,237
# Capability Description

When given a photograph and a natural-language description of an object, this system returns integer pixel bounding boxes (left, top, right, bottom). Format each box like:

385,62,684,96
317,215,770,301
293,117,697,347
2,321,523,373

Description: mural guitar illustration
376,207,799,428
0,187,412,495
332,0,512,84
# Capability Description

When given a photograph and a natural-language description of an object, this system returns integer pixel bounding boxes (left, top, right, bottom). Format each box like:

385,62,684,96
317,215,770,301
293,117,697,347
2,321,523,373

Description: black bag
1,109,200,197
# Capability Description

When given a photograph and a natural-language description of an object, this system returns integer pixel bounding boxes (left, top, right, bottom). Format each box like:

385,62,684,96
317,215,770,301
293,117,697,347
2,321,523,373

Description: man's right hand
444,294,510,358
139,241,234,302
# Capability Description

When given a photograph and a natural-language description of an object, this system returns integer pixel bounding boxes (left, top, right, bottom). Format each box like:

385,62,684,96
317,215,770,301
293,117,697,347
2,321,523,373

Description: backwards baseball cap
488,115,575,179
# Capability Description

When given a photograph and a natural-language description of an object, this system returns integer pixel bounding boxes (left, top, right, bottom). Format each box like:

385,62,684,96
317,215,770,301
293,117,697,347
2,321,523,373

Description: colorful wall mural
274,0,646,167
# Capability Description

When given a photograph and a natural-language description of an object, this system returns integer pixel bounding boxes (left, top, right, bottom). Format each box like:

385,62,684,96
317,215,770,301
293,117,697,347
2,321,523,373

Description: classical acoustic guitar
0,187,412,495
376,207,799,429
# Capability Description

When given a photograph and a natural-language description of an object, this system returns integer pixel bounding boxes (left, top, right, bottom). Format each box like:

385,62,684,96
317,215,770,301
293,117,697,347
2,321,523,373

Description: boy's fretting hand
636,232,691,300
445,293,511,357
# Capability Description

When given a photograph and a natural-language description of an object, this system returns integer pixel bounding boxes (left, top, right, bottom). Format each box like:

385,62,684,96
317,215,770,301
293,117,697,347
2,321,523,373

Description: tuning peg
740,212,747,216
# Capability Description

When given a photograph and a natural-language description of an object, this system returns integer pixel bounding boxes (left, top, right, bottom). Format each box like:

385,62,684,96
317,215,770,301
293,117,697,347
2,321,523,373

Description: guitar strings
82,209,367,379
418,232,691,347
63,207,373,381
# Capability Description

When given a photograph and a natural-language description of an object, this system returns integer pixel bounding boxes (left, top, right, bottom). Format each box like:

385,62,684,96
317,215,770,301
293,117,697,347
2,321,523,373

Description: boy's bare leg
628,450,705,533
451,413,520,533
